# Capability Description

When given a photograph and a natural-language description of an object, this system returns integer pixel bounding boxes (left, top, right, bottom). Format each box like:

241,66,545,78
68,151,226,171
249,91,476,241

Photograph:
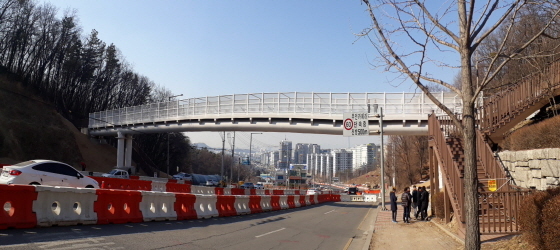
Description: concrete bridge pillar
116,131,125,169
125,134,134,173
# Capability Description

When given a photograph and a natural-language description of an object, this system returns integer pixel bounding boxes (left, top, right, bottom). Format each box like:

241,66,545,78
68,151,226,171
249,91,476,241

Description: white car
172,172,192,181
102,169,130,179
0,160,99,188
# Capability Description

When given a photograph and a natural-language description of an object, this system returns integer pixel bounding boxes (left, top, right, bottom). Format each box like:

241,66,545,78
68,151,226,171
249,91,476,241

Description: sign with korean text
488,179,497,192
343,113,369,137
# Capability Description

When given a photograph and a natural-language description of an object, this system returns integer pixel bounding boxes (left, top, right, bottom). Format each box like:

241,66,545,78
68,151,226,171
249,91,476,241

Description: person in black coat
411,185,419,219
401,187,411,223
389,187,398,223
420,187,430,220
415,186,424,219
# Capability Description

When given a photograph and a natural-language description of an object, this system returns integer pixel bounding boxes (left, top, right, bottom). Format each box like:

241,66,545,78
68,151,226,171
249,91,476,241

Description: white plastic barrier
304,195,311,206
279,195,289,210
351,196,365,202
284,190,293,195
191,185,205,195
151,182,167,192
340,194,351,202
293,195,301,208
364,194,378,202
244,188,251,195
234,195,251,215
33,186,97,227
260,196,272,211
223,188,232,195
194,195,219,219
256,189,265,195
140,191,177,221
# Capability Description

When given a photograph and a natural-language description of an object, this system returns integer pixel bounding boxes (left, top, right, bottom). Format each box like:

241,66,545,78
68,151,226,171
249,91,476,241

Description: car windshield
245,183,253,185
108,169,118,174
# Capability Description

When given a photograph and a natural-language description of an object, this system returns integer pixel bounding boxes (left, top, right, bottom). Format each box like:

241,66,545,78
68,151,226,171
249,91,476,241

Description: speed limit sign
343,113,369,137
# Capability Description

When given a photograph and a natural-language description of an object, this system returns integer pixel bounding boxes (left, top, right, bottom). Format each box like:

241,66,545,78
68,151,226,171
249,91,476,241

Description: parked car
240,182,255,189
172,172,192,181
102,169,130,179
254,183,264,189
307,189,322,195
0,160,99,188
206,179,218,186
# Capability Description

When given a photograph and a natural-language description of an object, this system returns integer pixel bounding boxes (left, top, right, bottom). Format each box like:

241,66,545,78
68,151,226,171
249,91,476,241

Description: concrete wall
499,148,560,190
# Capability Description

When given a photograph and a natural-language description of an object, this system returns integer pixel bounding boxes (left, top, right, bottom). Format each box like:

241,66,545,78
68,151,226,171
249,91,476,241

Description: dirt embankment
0,74,117,173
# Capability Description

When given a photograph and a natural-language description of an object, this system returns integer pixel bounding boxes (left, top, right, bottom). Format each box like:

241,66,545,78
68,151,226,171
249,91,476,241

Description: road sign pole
380,107,386,210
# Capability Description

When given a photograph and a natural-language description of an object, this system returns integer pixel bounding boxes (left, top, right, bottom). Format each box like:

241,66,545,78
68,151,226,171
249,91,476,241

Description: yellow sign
488,179,497,192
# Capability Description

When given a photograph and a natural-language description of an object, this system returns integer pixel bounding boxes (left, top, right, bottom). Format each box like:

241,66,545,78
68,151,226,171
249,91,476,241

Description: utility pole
230,132,235,185
221,131,225,179
167,94,183,178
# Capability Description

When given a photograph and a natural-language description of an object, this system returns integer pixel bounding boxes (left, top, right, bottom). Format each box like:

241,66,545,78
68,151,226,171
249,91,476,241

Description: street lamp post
167,94,183,178
249,133,262,175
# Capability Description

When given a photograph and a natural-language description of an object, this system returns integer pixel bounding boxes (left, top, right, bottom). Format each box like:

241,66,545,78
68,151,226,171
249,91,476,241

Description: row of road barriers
340,194,379,202
0,184,340,230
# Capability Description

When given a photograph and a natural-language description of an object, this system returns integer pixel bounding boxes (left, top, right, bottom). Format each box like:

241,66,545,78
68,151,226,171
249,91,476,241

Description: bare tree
359,1,560,249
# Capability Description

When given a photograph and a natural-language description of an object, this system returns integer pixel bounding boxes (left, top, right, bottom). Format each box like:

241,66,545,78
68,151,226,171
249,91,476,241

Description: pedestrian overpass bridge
88,92,463,169
88,92,463,136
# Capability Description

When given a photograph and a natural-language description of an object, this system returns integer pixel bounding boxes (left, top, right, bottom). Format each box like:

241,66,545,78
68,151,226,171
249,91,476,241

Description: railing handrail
476,130,512,192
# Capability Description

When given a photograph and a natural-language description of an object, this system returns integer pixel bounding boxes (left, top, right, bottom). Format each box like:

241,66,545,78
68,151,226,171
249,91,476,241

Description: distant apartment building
332,149,353,178
307,151,332,180
351,143,380,173
278,140,292,169
292,143,320,164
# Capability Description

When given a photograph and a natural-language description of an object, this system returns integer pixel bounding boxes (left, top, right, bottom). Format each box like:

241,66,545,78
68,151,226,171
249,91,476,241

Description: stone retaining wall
499,148,560,190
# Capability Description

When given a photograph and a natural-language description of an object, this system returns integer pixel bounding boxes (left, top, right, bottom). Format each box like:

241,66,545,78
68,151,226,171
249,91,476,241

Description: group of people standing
389,185,429,223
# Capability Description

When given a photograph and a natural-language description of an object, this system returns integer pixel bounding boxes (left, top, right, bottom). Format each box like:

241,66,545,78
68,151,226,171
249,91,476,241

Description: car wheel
29,182,41,186
85,185,94,188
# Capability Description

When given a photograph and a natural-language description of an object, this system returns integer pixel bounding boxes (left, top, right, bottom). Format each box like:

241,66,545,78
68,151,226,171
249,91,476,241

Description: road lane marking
255,228,286,238
358,207,372,229
324,209,335,214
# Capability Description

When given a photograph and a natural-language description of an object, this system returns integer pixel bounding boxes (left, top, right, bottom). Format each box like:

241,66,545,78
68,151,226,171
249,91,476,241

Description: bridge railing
89,92,462,128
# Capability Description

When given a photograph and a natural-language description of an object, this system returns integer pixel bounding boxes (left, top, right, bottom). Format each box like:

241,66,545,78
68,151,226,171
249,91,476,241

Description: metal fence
89,92,463,128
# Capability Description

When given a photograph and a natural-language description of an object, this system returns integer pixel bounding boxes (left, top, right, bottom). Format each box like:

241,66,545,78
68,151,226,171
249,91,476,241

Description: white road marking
255,228,286,238
324,210,336,214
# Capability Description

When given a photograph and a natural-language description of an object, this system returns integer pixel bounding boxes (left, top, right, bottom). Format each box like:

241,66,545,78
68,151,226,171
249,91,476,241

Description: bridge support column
116,132,125,169
125,134,134,174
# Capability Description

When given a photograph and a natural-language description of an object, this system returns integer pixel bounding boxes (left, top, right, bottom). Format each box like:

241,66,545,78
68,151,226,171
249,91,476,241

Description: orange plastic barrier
272,190,284,195
248,195,263,214
95,189,143,224
129,176,140,180
91,177,152,191
331,194,341,202
165,182,191,193
175,193,197,220
0,185,38,229
364,189,381,194
249,189,257,195
216,195,236,217
231,188,245,195
270,195,281,211
286,196,296,208
309,195,316,205
215,187,224,195
294,190,301,195
264,190,271,195
298,195,306,207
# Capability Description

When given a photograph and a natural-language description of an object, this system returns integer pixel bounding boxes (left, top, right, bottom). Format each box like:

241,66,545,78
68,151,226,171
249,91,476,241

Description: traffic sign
343,113,369,137
488,179,497,192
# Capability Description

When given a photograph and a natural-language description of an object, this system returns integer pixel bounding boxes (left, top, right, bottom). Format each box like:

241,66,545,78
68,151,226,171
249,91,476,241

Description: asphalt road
0,202,374,250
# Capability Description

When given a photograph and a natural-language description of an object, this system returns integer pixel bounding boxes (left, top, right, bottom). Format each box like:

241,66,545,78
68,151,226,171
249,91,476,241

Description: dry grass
503,115,560,150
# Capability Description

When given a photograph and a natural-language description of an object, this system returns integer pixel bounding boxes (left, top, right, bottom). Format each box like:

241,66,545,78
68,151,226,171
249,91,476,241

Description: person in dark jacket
401,187,411,223
420,187,430,220
411,185,419,219
415,186,424,219
389,187,398,223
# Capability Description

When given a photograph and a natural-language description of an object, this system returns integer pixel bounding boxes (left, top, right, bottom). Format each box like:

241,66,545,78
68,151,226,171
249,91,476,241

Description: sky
43,0,458,150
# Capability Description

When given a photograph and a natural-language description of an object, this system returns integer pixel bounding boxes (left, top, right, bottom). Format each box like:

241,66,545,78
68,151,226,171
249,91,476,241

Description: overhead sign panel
343,113,369,137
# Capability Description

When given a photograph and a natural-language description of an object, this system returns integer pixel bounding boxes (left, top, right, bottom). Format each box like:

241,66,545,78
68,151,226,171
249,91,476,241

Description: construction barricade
165,182,191,193
279,195,289,210
222,188,232,195
273,190,284,195
0,184,37,229
294,190,301,195
95,189,143,224
350,195,365,202
364,194,377,202
255,189,265,195
331,194,341,202
140,191,177,221
287,196,296,208
174,193,197,220
92,177,152,191
194,195,218,219
215,187,224,195
231,188,244,195
308,194,315,205
260,196,272,211
151,181,167,192
264,190,271,195
248,195,262,214
33,186,97,227
298,195,307,207
234,195,250,215
216,195,236,217
270,195,281,211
